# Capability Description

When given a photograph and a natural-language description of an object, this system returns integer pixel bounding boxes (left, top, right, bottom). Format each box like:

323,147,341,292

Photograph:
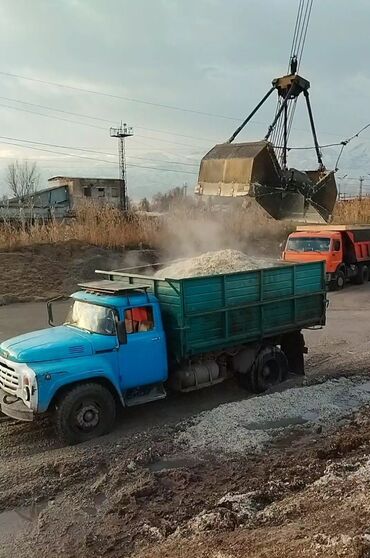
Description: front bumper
0,387,34,421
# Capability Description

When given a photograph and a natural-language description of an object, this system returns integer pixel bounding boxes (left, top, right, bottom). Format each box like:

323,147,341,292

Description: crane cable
272,0,314,165
273,0,306,157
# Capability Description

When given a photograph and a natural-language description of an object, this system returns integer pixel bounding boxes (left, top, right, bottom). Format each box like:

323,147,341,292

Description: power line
2,83,364,149
0,102,209,149
0,70,239,121
0,95,216,143
273,121,370,154
0,138,198,175
0,134,199,167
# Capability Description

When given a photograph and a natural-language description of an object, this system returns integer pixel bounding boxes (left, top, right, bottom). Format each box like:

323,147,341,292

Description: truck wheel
55,383,116,444
239,347,288,393
353,265,368,285
332,270,345,290
363,266,369,282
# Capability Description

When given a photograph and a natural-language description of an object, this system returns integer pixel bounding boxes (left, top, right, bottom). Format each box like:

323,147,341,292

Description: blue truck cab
0,262,327,444
0,281,169,443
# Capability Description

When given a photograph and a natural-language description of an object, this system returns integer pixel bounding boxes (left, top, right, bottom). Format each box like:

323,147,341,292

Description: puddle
243,416,309,430
148,456,201,472
0,502,47,538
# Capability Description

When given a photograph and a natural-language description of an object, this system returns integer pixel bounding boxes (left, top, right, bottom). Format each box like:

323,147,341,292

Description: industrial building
1,176,123,220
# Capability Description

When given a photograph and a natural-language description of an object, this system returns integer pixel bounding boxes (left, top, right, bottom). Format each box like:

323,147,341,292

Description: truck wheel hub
76,404,99,429
262,364,272,378
261,362,279,384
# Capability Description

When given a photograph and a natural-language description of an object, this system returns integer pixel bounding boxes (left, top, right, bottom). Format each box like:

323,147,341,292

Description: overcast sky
1,0,370,199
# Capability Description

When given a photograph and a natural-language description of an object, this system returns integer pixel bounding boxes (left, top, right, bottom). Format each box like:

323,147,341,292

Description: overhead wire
0,102,210,149
0,70,239,121
0,138,198,175
0,135,199,167
0,95,216,143
271,120,370,176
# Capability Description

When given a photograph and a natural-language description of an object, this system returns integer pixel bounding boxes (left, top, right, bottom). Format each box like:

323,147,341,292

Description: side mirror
117,321,127,345
47,300,54,326
47,296,70,327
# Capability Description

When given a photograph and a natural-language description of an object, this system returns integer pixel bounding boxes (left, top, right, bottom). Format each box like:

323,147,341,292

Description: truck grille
0,359,19,392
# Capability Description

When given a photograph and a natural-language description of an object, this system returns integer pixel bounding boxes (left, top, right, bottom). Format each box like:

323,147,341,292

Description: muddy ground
0,262,370,556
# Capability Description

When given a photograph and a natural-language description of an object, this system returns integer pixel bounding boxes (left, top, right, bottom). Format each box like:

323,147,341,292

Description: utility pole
110,122,133,211
359,176,364,201
337,174,347,200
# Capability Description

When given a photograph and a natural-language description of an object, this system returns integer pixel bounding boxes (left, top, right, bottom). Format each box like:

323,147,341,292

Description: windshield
286,237,331,252
65,301,116,335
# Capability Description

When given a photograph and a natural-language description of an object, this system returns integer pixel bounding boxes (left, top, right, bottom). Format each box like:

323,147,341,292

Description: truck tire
332,270,345,290
353,265,369,285
238,347,288,393
55,383,116,444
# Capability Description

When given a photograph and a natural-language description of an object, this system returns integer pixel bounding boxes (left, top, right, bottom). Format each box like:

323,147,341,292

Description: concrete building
47,176,122,209
2,177,123,220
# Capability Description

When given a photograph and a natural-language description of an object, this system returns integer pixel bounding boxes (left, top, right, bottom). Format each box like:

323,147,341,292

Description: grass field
0,198,369,252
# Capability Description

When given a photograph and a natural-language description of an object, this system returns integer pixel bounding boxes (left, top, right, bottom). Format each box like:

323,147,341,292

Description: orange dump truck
282,225,370,290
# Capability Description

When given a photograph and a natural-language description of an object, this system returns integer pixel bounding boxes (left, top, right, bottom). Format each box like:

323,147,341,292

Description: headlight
21,367,36,403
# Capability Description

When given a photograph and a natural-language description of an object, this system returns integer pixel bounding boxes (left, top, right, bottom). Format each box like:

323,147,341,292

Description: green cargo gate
98,260,326,362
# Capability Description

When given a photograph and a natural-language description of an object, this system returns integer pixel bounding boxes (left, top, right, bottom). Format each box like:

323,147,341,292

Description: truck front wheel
55,383,116,444
331,270,345,290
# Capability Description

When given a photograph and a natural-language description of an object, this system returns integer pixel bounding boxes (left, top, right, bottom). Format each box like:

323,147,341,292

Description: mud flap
281,331,305,376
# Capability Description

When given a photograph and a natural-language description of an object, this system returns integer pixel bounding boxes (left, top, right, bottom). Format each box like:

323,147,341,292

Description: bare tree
138,197,151,212
7,161,40,199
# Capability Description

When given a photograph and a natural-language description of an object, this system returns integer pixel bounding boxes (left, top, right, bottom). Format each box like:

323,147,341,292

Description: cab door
329,236,343,273
117,304,168,390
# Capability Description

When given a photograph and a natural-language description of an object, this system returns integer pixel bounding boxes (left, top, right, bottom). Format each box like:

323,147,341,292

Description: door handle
152,337,160,341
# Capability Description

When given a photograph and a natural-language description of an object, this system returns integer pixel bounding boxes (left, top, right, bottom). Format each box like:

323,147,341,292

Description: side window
333,240,341,251
124,306,154,334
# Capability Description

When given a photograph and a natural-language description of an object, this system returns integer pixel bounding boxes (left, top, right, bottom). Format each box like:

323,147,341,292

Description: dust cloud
157,199,290,261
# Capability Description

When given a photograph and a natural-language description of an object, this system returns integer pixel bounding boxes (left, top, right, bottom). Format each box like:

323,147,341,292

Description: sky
0,0,370,199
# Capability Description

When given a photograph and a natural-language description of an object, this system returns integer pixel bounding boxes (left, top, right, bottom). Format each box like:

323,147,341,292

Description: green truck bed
99,260,326,362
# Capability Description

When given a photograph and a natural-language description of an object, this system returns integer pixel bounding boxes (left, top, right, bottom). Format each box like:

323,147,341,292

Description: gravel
155,249,278,279
178,377,370,455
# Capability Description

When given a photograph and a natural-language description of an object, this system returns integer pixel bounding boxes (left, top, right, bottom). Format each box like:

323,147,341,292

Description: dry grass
333,198,370,224
0,203,162,251
5,197,369,255
0,200,289,255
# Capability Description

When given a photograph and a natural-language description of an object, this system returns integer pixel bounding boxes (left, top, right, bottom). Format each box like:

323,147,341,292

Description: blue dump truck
0,261,326,444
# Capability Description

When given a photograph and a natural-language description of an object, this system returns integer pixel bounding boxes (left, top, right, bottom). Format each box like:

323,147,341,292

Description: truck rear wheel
353,265,369,285
55,383,116,444
238,347,288,393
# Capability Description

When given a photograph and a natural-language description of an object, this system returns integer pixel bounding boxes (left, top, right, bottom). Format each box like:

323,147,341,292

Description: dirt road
0,285,370,557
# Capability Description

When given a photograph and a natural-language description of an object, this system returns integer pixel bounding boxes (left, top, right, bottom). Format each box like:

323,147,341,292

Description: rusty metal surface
197,141,281,197
309,170,337,222
196,140,337,222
